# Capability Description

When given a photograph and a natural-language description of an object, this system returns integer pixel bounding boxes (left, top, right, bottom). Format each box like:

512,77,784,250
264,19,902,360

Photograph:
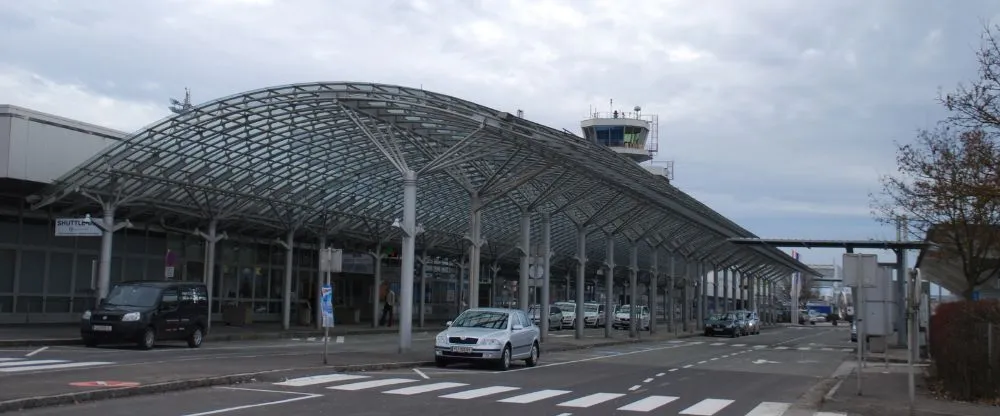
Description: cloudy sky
2,0,999,267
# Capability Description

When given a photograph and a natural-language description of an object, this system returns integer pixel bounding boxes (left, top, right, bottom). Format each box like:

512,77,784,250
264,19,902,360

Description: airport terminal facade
0,83,806,329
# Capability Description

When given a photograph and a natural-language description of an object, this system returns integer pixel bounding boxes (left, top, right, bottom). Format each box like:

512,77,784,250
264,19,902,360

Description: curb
0,327,418,348
0,332,699,412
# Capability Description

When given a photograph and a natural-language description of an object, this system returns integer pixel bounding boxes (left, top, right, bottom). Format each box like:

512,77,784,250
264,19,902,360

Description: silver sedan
434,307,541,371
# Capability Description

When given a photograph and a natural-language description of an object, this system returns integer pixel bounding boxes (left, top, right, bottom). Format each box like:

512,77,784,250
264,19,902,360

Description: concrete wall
0,105,126,183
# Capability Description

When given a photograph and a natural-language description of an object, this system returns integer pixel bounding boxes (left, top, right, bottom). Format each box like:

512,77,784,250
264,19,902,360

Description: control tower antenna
169,88,193,115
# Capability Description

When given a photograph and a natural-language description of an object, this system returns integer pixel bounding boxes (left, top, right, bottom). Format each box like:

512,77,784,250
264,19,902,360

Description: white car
434,308,541,371
612,305,650,330
583,303,607,327
555,302,577,328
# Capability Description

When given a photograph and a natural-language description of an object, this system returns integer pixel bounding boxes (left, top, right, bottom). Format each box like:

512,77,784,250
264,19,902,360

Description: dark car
704,312,742,337
80,281,209,350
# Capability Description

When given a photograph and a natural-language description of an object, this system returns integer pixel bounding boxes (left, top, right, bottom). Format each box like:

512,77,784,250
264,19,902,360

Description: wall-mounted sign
55,218,102,237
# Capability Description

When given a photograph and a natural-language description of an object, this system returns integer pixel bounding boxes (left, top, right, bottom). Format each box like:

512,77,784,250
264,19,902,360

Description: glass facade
586,125,647,149
0,206,475,324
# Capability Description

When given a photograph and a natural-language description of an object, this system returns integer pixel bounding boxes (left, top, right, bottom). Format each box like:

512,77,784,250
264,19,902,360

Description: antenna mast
168,88,193,114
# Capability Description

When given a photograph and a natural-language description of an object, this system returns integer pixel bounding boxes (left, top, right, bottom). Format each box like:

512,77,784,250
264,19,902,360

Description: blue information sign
321,284,334,327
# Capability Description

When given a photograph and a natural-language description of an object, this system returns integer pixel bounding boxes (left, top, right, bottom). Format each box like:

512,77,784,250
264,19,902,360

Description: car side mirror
445,321,452,327
512,324,524,331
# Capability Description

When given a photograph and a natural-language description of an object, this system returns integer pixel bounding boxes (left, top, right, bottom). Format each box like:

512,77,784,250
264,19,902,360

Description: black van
80,281,209,350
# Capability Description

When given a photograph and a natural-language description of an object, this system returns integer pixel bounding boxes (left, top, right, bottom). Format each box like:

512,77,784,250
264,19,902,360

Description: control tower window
593,126,644,148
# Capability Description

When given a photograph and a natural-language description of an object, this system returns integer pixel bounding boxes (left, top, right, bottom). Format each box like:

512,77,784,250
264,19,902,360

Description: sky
2,0,999,270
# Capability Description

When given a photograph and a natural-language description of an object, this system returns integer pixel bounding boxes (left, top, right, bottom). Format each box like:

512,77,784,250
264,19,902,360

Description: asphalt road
15,325,857,416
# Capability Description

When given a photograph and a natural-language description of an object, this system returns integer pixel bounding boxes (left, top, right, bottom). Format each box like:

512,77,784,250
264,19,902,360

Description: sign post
319,247,343,365
843,253,878,397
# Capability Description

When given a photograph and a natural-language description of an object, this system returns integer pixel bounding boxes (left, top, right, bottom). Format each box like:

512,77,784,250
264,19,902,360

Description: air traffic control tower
581,105,673,181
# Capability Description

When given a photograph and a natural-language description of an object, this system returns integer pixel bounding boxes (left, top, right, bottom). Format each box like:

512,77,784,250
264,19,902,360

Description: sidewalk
0,327,705,412
0,322,425,347
821,363,998,416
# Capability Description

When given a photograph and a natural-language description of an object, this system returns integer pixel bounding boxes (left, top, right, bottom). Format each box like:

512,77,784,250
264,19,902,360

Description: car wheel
82,336,98,348
730,329,737,338
525,342,539,367
496,345,512,371
138,327,155,350
187,326,204,348
435,357,449,368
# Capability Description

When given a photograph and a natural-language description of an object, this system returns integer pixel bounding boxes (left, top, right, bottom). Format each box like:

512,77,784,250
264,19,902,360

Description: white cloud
0,65,166,132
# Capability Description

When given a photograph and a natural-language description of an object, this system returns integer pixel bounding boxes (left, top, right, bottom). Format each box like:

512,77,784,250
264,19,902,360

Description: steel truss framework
30,82,817,282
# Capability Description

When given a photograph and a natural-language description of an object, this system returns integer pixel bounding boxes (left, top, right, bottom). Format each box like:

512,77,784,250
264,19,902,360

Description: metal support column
315,234,326,330
370,244,384,328
700,262,707,324
713,266,720,314
603,233,615,339
681,262,689,332
398,169,418,353
574,225,587,339
91,209,130,302
667,253,675,333
649,248,658,335
540,213,552,342
196,218,225,332
278,229,295,330
629,241,639,338
419,250,428,328
518,210,531,313
468,193,483,309
723,268,730,313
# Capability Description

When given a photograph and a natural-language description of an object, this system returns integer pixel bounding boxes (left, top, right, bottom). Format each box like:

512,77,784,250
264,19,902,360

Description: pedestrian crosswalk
0,357,114,372
271,373,846,415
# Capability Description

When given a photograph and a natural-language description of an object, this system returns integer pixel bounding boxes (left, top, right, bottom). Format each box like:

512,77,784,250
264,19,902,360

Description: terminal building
0,83,813,329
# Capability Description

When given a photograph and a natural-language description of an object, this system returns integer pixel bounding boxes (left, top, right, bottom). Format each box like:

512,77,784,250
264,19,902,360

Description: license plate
714,328,724,332
92,325,112,332
452,346,473,353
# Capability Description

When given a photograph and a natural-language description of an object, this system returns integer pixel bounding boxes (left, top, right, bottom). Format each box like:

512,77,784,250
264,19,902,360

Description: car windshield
451,310,509,329
709,313,726,320
555,302,575,311
104,285,161,308
585,304,599,313
617,305,630,313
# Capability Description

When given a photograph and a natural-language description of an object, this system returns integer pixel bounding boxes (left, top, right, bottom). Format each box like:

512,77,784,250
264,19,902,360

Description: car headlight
81,310,91,320
435,335,447,345
481,338,502,346
121,312,141,322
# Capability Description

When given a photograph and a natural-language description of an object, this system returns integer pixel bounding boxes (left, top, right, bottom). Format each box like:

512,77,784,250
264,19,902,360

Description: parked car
583,303,608,328
704,312,742,337
528,304,564,330
80,281,209,350
734,310,760,335
433,307,540,371
555,301,577,328
612,304,650,330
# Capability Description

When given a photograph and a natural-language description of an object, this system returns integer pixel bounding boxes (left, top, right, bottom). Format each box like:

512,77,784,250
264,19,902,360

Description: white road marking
753,345,767,349
617,395,679,412
440,386,520,399
0,358,22,362
383,382,467,395
306,337,316,342
275,374,369,387
554,414,573,416
721,355,730,358
181,387,321,416
821,348,833,351
814,412,848,416
655,372,665,376
643,378,653,383
698,361,707,364
797,347,812,351
628,385,641,391
505,343,687,373
687,341,704,345
679,398,734,415
327,378,417,391
682,364,693,368
775,346,789,350
710,358,719,361
497,389,572,403
557,392,625,408
668,368,678,372
413,368,429,379
710,342,724,346
840,348,853,352
0,361,113,372
732,344,746,347
0,359,66,367
335,336,345,343
25,347,48,357
744,402,792,416
668,340,685,343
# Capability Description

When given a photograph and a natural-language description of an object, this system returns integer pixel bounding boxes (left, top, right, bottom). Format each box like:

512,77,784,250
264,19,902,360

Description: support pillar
629,241,639,338
723,268,730,313
276,229,295,331
700,262,707,324
91,210,130,303
419,250,428,328
603,233,615,339
540,213,552,342
713,266,720,314
314,234,326,330
649,248,658,335
574,224,587,339
196,219,225,331
667,253,675,333
398,168,418,353
467,193,483,309
518,210,531,313
370,244,385,328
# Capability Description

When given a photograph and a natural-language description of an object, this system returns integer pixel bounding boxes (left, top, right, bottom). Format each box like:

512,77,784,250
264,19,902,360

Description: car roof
463,307,517,313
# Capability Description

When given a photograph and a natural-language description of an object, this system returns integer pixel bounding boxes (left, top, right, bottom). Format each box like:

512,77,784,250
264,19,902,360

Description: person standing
380,284,396,327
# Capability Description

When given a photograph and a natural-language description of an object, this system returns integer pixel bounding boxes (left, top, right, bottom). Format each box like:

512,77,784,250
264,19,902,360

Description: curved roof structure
30,82,818,280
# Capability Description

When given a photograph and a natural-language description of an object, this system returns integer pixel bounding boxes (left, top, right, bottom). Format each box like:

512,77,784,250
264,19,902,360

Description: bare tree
873,127,1000,299
942,24,1000,130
